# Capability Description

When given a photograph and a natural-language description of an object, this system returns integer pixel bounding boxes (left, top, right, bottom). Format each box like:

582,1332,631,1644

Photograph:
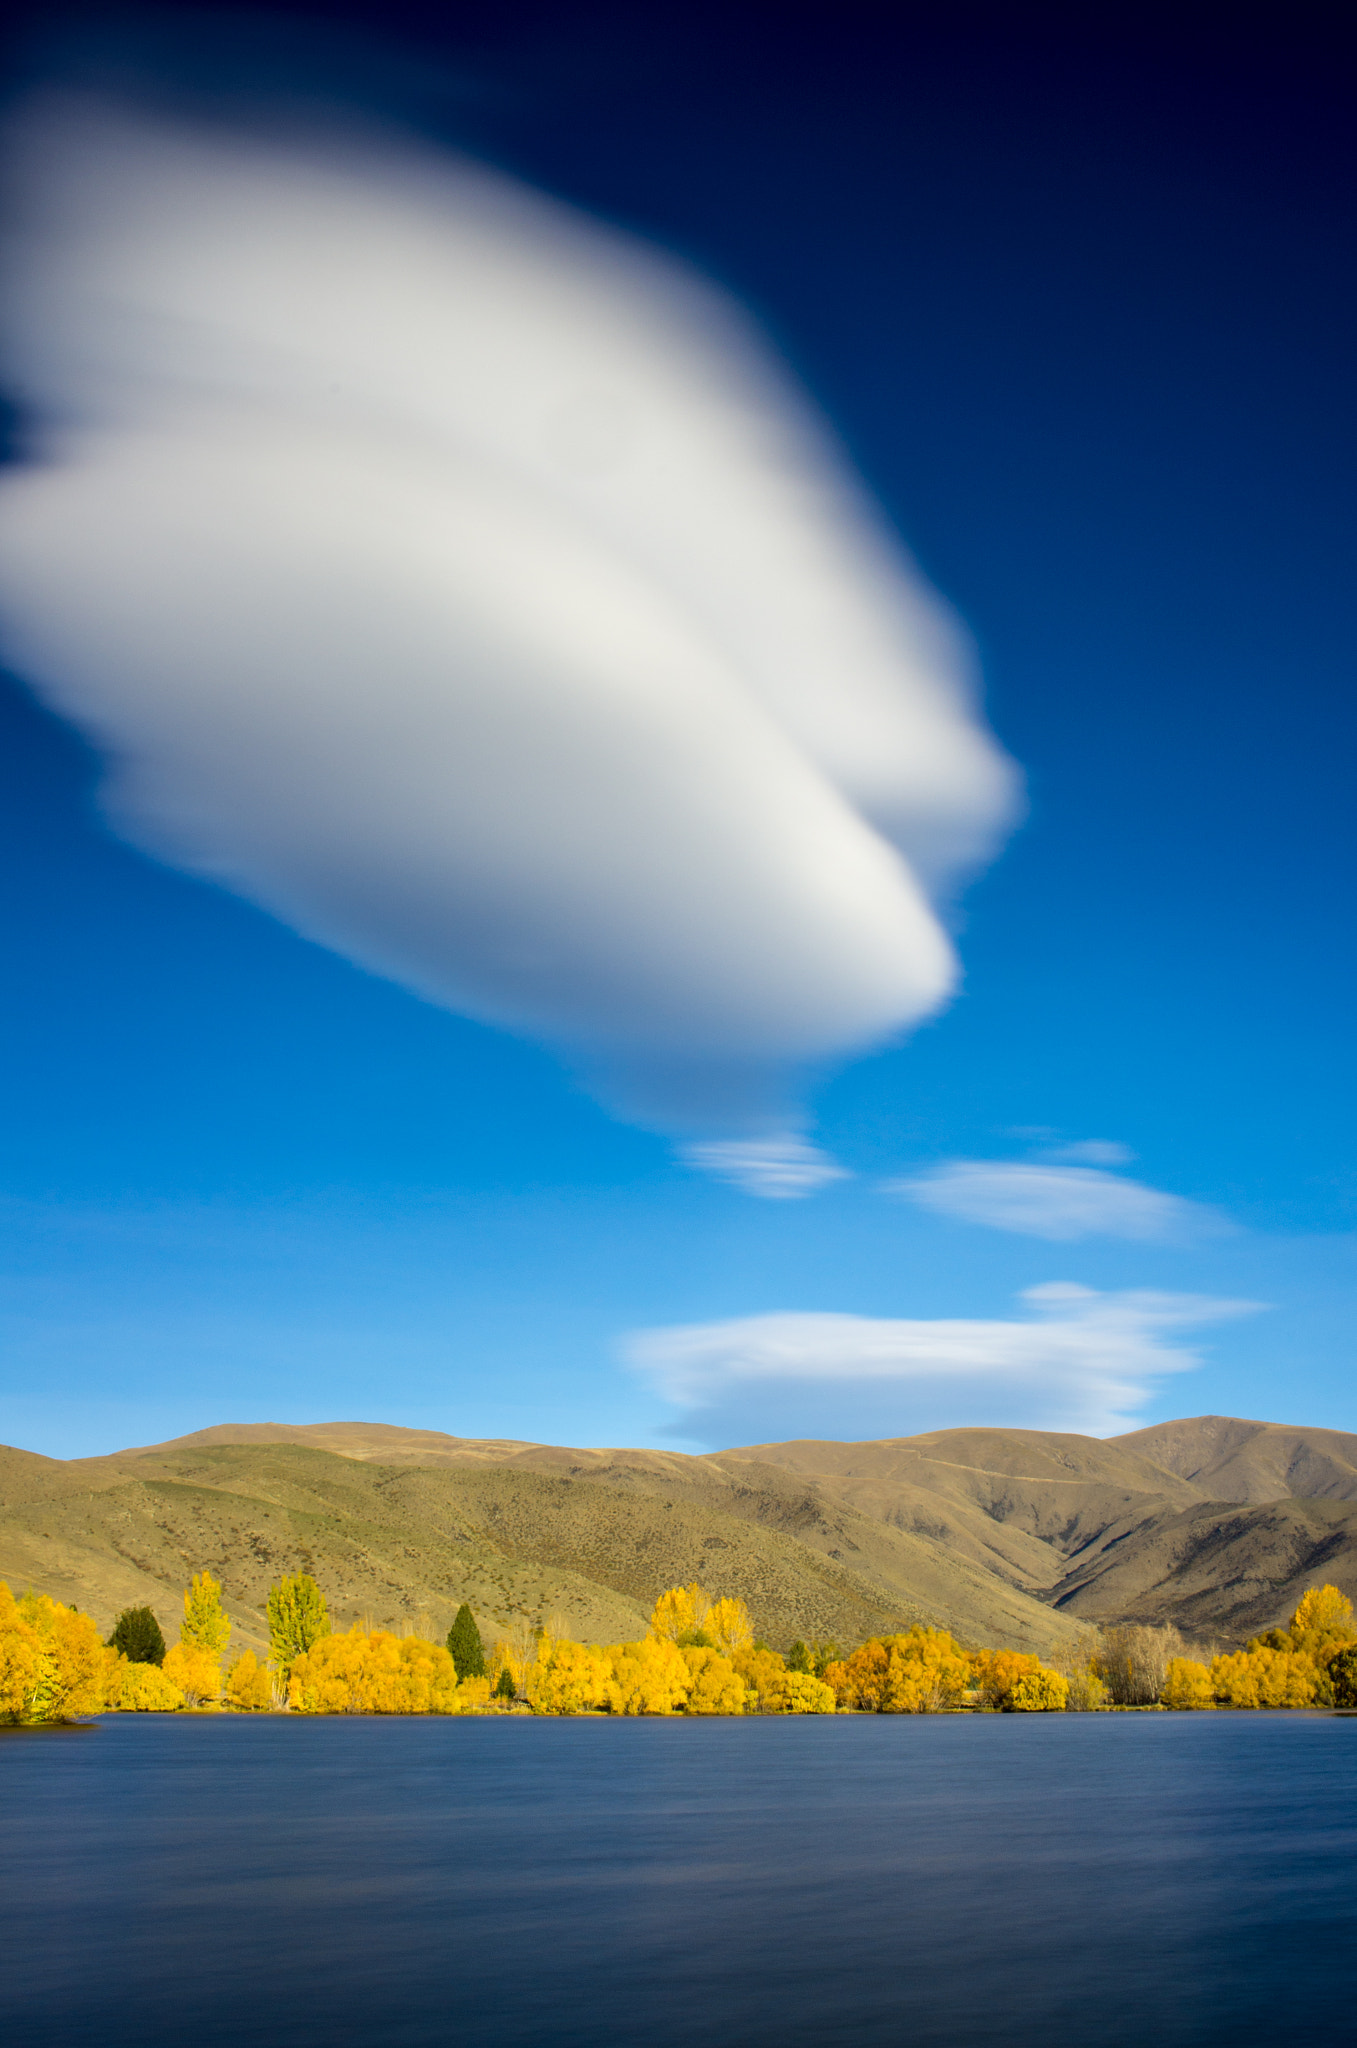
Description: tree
1009,1668,1070,1712
1,1582,107,1723
107,1605,166,1667
446,1603,486,1681
163,1641,221,1706
267,1573,330,1679
648,1583,711,1644
180,1571,231,1656
494,1665,517,1700
1161,1657,1214,1709
1210,1645,1319,1708
787,1640,812,1673
1330,1644,1357,1708
705,1597,754,1657
107,1659,185,1711
224,1651,274,1712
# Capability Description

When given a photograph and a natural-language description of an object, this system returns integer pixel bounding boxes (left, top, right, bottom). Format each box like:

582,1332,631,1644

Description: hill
3,1414,1355,1658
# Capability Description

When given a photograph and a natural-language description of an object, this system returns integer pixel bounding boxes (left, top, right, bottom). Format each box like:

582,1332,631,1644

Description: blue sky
2,3,1355,1456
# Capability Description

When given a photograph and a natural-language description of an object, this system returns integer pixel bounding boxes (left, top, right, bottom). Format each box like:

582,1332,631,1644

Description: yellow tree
1009,1668,1069,1712
1211,1646,1319,1708
704,1597,754,1657
180,1571,232,1655
108,1659,187,1711
608,1637,693,1714
680,1645,748,1714
1161,1657,1214,1709
527,1639,616,1715
0,1583,108,1722
224,1650,274,1711
648,1583,711,1644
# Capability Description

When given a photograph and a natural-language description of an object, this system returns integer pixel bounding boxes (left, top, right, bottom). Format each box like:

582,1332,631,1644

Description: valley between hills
3,1413,1356,1662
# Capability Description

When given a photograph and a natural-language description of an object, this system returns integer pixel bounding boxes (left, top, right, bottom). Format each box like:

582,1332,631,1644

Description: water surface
3,1712,1355,2045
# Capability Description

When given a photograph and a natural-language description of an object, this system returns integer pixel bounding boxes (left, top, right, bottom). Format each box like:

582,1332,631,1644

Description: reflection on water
2,1713,1355,2046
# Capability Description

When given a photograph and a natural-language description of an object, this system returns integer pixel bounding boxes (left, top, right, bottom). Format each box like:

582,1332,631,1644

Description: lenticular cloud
0,93,1019,1132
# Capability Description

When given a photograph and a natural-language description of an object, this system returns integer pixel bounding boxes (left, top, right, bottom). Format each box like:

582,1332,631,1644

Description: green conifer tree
788,1639,812,1674
446,1603,487,1680
494,1665,517,1699
267,1573,331,1680
107,1605,167,1666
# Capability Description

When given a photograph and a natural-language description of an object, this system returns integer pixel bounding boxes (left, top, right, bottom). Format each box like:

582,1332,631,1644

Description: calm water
3,1712,1355,2046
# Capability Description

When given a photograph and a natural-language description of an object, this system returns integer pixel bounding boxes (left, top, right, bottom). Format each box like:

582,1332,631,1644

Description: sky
1,2,1354,1458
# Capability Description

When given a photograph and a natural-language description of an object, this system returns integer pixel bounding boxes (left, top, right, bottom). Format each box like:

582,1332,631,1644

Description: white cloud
1038,1139,1135,1166
679,1136,850,1199
0,93,1019,1135
889,1160,1226,1242
627,1284,1264,1442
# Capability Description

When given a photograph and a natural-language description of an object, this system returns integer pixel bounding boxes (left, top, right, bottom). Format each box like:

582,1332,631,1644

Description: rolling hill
2,1414,1354,1658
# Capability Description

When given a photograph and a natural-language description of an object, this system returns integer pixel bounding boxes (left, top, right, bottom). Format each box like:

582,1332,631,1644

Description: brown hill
5,1415,1356,1657
0,1435,1085,1660
1111,1416,1357,1503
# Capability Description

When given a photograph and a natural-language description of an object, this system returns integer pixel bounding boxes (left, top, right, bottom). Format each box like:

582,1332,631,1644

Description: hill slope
4,1415,1355,1656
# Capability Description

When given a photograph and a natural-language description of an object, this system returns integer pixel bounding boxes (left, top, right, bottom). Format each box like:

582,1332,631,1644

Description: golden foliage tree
971,1649,1041,1712
828,1629,970,1713
526,1638,616,1715
1009,1668,1069,1712
224,1650,275,1712
163,1641,222,1707
680,1644,748,1714
648,1583,711,1645
704,1597,755,1658
0,1582,108,1722
777,1671,837,1714
107,1658,187,1711
180,1571,232,1656
289,1628,464,1714
1160,1657,1214,1709
1210,1645,1319,1708
608,1637,692,1715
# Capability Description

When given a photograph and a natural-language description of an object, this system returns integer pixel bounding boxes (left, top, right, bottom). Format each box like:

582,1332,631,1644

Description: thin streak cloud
0,92,1020,1140
889,1160,1228,1242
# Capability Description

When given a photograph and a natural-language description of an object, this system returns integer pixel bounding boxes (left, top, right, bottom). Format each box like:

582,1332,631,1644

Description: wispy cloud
0,91,1019,1140
1038,1139,1135,1167
678,1136,850,1199
626,1284,1264,1443
888,1160,1227,1242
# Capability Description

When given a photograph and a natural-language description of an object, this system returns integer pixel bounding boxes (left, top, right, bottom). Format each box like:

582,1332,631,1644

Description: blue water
3,1712,1355,2046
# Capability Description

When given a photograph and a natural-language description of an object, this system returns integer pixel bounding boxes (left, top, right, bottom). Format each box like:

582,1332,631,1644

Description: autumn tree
446,1604,487,1681
1009,1668,1069,1712
267,1573,330,1680
107,1659,186,1712
1160,1657,1214,1709
107,1606,166,1666
224,1651,274,1711
0,1582,108,1722
1210,1645,1319,1708
648,1583,711,1645
1095,1625,1183,1705
180,1571,232,1656
608,1637,693,1715
705,1597,755,1657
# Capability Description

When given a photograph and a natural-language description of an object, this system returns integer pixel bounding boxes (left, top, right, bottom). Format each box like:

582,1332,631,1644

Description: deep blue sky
2,3,1354,1455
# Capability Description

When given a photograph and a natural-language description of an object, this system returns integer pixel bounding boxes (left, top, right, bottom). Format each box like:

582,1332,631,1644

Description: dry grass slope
5,1415,1356,1654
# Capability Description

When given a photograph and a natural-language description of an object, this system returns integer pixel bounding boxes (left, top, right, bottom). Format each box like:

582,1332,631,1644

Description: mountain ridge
3,1415,1354,1657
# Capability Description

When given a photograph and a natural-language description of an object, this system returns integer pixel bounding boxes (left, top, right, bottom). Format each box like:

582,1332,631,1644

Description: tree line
3,1571,1354,1724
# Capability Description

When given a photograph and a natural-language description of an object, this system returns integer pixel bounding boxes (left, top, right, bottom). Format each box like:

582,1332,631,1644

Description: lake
3,1711,1355,2045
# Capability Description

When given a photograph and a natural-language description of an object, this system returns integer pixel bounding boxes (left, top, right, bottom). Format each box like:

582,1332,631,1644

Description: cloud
678,1136,850,1199
888,1160,1226,1241
626,1284,1264,1443
1038,1139,1135,1166
0,92,1019,1136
